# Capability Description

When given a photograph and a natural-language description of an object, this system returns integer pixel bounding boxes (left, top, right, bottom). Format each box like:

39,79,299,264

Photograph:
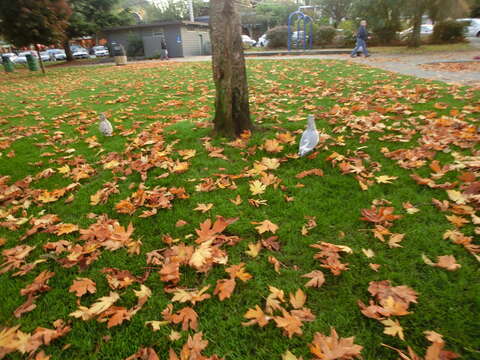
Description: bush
371,25,399,45
432,21,466,43
127,33,144,57
333,29,356,48
313,25,336,47
266,25,288,48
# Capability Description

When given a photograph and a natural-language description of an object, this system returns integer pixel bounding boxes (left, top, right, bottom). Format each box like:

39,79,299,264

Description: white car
1,53,17,62
13,51,32,64
39,51,51,62
257,34,269,47
399,24,433,40
46,49,66,61
241,35,256,47
456,18,480,37
71,46,89,59
92,46,109,57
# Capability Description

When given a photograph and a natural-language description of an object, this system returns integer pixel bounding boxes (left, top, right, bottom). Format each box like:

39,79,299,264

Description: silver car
92,46,109,57
46,49,67,61
71,46,89,59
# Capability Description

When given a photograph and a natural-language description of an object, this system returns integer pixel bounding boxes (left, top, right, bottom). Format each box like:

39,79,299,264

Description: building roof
102,21,209,33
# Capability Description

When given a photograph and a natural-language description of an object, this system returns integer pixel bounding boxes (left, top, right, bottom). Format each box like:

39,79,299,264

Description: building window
152,29,164,37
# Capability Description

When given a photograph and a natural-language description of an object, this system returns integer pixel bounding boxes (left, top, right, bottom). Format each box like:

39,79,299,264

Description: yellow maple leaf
253,220,279,234
245,242,262,257
249,180,267,196
381,318,404,340
194,203,213,213
375,175,398,184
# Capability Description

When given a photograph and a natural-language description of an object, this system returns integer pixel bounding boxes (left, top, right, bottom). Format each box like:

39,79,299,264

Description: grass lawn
0,58,479,360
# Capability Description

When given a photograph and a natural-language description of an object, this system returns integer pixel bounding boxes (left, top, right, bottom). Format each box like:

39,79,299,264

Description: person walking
160,39,169,60
351,20,370,58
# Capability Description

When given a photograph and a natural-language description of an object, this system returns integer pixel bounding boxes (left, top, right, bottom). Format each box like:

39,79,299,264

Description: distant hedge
432,20,466,43
266,26,289,48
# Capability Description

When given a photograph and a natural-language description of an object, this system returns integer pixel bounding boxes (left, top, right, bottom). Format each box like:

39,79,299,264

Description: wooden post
35,44,46,74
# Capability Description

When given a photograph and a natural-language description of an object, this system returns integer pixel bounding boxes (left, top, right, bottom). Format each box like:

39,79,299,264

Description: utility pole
188,0,195,21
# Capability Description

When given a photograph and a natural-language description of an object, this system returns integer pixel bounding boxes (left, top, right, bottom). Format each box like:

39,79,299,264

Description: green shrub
432,20,466,43
266,26,288,48
127,33,144,57
313,25,336,47
371,25,399,45
333,29,356,48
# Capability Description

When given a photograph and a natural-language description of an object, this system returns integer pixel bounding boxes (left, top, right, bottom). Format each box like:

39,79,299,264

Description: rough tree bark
408,9,423,47
210,0,253,138
63,39,74,61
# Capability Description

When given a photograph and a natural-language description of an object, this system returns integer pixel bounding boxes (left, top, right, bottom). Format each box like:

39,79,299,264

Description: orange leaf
252,220,279,234
302,271,325,288
69,278,96,297
214,278,236,301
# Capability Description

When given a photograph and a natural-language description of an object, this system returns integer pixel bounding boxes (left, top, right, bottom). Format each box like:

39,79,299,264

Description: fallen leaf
245,242,262,257
381,318,404,340
302,271,325,288
253,220,279,234
69,278,96,297
289,289,306,309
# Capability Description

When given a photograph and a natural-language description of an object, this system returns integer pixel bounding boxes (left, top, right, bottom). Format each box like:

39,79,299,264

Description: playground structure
287,10,313,51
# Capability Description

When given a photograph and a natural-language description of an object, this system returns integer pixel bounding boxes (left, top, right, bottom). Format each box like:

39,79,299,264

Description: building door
199,34,204,56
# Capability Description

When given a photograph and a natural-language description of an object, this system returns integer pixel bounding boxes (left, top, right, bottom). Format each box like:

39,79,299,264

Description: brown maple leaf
69,278,96,297
302,270,325,288
309,328,363,360
171,307,198,331
295,169,324,179
273,309,304,338
242,305,270,327
252,220,279,234
214,278,236,301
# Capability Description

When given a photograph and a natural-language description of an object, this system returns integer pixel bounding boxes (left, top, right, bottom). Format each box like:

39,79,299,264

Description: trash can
1,55,14,73
25,53,39,71
112,44,127,66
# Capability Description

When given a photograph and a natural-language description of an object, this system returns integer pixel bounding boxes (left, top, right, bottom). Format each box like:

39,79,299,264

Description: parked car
241,35,256,47
13,51,33,64
290,31,310,46
39,51,51,62
399,24,433,40
91,45,109,57
1,53,17,63
257,33,269,47
46,49,66,61
456,18,480,37
70,46,89,59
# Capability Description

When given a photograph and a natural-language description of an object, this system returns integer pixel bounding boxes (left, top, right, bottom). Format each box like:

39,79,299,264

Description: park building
100,20,211,58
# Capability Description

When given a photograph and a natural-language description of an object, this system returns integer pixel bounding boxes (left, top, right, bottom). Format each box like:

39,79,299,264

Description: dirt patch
421,61,480,72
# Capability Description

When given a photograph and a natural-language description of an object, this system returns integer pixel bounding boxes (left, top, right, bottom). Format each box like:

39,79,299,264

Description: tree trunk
63,39,74,61
35,44,46,74
408,10,423,47
210,0,253,138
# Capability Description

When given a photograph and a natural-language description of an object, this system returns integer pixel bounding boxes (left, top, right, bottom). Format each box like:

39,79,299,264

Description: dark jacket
357,26,368,40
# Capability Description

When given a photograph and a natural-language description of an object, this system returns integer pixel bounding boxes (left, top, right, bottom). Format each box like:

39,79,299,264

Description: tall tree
210,0,253,138
255,1,298,29
312,0,353,28
352,0,402,44
0,0,71,73
64,0,133,61
426,0,470,23
406,0,469,47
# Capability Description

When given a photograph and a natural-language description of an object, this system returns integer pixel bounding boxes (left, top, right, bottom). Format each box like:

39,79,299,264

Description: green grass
0,59,479,360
